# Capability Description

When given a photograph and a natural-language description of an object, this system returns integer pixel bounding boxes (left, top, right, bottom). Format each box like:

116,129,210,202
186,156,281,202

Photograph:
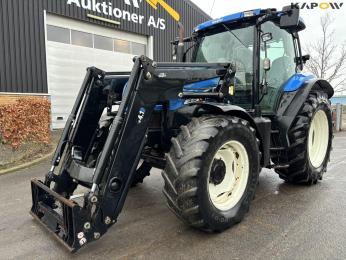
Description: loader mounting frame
30,56,232,252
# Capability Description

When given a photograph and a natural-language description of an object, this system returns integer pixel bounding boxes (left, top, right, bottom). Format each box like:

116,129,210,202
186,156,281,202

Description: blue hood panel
283,74,315,92
130,74,316,112
155,77,221,111
183,77,220,93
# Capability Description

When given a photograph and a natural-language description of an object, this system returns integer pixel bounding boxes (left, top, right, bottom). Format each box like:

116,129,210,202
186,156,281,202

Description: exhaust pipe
176,22,185,62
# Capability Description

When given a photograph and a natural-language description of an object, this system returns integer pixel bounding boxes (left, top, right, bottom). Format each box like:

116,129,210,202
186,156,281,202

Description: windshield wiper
221,24,248,49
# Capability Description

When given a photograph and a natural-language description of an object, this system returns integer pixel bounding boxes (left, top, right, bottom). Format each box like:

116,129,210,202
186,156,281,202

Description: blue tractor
30,6,334,252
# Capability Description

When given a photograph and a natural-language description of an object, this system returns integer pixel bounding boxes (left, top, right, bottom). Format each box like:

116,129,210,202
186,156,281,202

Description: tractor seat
268,56,292,88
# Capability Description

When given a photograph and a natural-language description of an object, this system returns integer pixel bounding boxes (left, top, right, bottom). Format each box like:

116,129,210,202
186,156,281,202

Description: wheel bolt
105,216,112,225
94,232,101,240
84,222,91,230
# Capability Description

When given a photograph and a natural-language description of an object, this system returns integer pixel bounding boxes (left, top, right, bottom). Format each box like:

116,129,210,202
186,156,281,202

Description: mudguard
188,101,271,167
189,101,253,119
275,78,334,147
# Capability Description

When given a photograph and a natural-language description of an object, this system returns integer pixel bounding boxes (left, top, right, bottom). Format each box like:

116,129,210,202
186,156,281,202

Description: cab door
259,21,298,113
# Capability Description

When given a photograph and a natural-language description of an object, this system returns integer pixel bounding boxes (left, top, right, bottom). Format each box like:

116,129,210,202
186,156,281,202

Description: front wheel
162,116,260,232
275,91,333,184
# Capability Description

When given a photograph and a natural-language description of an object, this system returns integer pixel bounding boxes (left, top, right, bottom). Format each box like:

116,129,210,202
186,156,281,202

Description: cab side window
260,21,296,112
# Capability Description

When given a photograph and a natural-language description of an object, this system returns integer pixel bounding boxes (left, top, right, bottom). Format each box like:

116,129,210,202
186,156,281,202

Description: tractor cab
185,7,308,114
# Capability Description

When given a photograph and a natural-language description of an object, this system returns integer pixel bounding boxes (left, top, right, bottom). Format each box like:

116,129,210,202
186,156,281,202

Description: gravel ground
0,132,345,260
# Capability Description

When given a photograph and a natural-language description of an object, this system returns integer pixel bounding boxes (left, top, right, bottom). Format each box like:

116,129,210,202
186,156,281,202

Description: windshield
192,25,255,107
193,25,254,64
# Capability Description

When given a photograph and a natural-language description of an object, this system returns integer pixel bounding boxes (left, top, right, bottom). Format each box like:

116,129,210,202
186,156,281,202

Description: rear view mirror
280,6,300,31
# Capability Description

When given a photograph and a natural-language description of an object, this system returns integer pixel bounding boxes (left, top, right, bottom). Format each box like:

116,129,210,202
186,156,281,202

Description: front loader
31,6,334,252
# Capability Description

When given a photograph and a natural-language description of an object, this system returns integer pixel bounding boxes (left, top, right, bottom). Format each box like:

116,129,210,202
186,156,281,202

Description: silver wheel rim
208,140,249,211
308,110,329,168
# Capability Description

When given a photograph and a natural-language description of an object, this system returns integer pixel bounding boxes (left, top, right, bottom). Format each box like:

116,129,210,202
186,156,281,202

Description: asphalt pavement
0,132,346,260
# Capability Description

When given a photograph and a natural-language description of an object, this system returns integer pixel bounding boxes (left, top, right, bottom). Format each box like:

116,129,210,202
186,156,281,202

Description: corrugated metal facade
0,0,210,93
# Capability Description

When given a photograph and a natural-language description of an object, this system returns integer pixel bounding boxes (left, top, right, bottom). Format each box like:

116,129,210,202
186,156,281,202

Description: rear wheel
162,116,260,231
275,91,333,184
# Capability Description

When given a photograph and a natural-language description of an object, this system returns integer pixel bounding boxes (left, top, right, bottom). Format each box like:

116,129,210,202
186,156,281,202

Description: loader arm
30,56,229,252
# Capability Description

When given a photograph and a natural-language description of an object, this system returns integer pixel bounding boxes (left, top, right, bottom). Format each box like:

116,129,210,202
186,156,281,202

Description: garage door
45,14,151,128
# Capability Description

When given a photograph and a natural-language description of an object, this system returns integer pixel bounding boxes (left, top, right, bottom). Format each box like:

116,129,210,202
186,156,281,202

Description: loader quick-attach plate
30,179,87,252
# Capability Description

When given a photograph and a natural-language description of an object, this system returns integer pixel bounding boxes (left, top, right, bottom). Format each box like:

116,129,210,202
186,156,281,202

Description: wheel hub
210,159,226,185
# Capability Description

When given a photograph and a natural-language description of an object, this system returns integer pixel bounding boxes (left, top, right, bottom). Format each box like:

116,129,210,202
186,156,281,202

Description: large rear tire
162,116,260,231
275,91,333,184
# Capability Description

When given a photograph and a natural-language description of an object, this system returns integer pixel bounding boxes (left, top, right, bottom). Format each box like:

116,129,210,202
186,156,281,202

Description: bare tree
304,13,346,92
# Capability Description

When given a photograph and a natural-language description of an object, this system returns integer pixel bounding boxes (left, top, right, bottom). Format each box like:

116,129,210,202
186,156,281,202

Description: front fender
275,78,334,147
311,79,334,98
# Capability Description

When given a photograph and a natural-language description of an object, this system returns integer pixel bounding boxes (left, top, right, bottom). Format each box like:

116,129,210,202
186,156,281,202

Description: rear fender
189,102,271,167
275,79,334,147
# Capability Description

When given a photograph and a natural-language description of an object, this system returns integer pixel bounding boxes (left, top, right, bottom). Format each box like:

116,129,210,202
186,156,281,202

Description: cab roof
193,9,262,33
193,8,306,33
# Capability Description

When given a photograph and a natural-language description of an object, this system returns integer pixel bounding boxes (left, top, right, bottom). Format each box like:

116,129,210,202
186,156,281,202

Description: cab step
270,147,286,152
269,164,290,169
271,129,280,134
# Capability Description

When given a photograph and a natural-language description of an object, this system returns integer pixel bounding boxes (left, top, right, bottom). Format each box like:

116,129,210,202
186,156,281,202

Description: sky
189,0,346,47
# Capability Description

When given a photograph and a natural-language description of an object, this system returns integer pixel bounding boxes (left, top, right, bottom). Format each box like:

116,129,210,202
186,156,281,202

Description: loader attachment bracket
31,179,87,252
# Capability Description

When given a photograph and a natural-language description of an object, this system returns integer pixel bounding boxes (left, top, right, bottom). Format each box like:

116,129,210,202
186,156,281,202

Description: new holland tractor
30,6,333,252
